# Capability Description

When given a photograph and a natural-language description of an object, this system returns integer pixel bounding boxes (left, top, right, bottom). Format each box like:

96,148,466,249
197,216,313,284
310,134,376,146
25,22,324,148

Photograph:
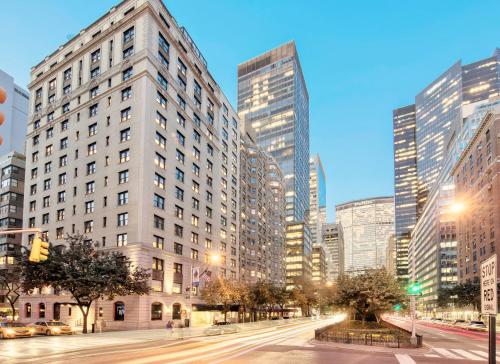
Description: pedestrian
166,320,173,337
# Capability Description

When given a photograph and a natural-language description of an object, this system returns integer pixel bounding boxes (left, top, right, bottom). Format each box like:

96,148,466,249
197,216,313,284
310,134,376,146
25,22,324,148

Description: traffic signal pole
489,315,496,364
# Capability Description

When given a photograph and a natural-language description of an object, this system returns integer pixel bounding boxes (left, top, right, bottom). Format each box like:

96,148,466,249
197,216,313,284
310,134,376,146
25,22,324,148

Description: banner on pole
192,267,200,287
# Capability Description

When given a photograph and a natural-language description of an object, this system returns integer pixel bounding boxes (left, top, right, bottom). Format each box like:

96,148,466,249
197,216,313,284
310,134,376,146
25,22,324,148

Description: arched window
114,301,125,321
172,303,181,320
25,303,32,318
39,303,45,319
151,302,163,320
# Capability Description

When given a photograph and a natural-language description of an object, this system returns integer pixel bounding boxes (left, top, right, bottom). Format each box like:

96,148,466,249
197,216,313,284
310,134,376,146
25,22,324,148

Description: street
0,316,498,364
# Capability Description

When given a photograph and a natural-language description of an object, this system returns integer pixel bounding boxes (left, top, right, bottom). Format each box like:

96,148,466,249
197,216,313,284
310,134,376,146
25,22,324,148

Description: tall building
415,50,500,214
237,41,310,222
322,223,344,281
0,152,25,264
20,0,240,329
285,221,312,289
393,104,417,280
452,109,500,284
239,130,286,286
409,100,500,310
386,234,396,276
309,154,326,246
395,50,500,284
0,69,29,155
312,245,326,285
336,197,395,275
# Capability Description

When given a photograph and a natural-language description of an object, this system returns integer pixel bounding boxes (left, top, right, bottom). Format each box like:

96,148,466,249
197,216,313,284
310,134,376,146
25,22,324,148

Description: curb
311,339,433,355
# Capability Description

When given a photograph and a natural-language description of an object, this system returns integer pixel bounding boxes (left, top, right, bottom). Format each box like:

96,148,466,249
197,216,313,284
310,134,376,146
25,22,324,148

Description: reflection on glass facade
335,197,395,275
309,155,326,246
237,42,310,222
393,105,417,281
415,50,500,216
322,223,344,281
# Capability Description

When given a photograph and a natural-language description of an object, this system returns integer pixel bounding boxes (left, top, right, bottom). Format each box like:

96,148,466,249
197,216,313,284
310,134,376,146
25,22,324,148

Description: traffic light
407,281,422,296
29,235,49,263
393,304,402,311
0,87,6,146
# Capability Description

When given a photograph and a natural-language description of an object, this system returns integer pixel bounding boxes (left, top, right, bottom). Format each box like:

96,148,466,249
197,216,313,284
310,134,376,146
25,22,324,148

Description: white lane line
424,354,440,358
450,349,484,361
433,348,462,359
471,350,488,358
395,354,416,364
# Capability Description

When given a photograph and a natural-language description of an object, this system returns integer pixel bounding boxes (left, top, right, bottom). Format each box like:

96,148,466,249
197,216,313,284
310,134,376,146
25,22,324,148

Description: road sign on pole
481,254,497,364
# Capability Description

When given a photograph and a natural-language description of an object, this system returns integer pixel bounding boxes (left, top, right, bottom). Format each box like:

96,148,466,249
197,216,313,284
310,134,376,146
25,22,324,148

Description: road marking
433,348,462,359
471,350,488,358
424,354,440,358
395,354,416,364
450,349,484,361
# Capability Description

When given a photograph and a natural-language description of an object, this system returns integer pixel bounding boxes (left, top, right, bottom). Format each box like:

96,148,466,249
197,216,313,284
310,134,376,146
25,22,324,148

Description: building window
153,194,165,209
117,213,128,227
114,302,125,321
120,128,131,142
154,173,165,189
123,26,135,42
157,72,168,90
174,224,183,238
121,107,131,121
121,86,132,101
122,67,133,81
119,149,130,163
118,191,129,205
156,91,167,108
151,302,162,321
117,233,127,246
156,111,167,130
155,153,166,169
174,242,183,255
25,303,32,318
90,67,100,79
175,168,184,183
175,205,184,219
153,235,164,249
123,46,134,59
155,132,166,149
119,170,129,184
191,249,198,261
154,215,164,230
39,303,46,319
172,303,181,319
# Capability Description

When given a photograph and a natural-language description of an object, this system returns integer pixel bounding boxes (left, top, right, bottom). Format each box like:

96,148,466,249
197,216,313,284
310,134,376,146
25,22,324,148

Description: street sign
481,254,497,315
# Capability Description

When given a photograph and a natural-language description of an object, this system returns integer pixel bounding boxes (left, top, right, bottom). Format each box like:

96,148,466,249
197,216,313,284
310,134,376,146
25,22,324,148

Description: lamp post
407,280,422,345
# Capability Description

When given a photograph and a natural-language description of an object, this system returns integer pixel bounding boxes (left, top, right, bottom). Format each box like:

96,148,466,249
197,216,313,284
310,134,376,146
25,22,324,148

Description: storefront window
151,302,163,320
114,302,125,321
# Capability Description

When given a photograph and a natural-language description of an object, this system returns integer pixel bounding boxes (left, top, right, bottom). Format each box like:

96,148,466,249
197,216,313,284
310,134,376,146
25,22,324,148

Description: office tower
0,69,29,155
20,0,240,329
415,50,500,215
239,130,286,286
0,152,25,265
453,109,500,284
309,154,326,246
237,41,310,222
322,223,344,281
393,104,417,280
409,99,500,310
336,197,395,275
312,245,327,285
285,222,312,289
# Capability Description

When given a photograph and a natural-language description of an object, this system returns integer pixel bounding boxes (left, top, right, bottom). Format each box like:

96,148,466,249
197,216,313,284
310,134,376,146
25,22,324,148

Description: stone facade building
239,131,285,286
20,0,240,329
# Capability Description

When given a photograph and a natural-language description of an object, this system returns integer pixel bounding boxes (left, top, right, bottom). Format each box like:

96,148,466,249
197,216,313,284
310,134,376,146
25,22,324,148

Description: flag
192,267,200,287
199,269,212,284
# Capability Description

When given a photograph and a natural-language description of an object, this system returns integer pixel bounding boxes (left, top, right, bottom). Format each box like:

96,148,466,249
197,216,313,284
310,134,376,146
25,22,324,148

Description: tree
437,281,481,311
334,269,404,322
251,281,275,319
22,234,150,333
0,264,22,319
272,285,290,318
233,281,253,322
289,277,318,317
201,277,239,322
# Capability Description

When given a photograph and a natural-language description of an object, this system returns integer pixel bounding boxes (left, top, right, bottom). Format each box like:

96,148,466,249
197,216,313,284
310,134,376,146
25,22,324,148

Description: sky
2,0,500,220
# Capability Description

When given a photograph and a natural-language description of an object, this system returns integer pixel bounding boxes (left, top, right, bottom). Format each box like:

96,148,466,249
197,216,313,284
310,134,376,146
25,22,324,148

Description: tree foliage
0,264,22,319
437,281,481,310
334,269,404,322
21,234,151,333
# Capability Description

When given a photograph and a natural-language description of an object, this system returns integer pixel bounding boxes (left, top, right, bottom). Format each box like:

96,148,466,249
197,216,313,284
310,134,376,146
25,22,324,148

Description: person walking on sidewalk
166,321,173,337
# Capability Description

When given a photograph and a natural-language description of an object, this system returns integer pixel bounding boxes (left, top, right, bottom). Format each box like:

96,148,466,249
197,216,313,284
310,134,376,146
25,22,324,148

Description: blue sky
2,0,500,220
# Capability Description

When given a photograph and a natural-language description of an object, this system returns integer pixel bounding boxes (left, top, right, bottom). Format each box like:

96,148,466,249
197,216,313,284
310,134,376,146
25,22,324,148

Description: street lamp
448,201,466,215
407,281,422,345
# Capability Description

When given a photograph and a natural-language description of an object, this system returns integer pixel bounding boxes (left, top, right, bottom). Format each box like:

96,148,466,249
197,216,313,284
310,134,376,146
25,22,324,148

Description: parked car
0,322,34,339
204,322,238,336
29,321,74,336
430,318,443,324
467,321,487,329
452,319,466,326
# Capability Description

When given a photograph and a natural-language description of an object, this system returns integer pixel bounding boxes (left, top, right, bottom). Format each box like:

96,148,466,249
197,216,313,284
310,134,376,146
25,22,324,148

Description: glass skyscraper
309,154,326,246
393,105,417,280
237,41,310,222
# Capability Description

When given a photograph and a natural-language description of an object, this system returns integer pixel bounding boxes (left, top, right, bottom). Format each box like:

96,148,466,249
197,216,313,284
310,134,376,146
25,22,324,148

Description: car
0,322,34,339
203,322,238,336
452,319,466,326
29,320,74,336
467,321,487,329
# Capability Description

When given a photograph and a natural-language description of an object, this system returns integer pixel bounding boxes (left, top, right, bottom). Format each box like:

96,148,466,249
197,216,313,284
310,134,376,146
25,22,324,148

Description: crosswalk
423,347,500,361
